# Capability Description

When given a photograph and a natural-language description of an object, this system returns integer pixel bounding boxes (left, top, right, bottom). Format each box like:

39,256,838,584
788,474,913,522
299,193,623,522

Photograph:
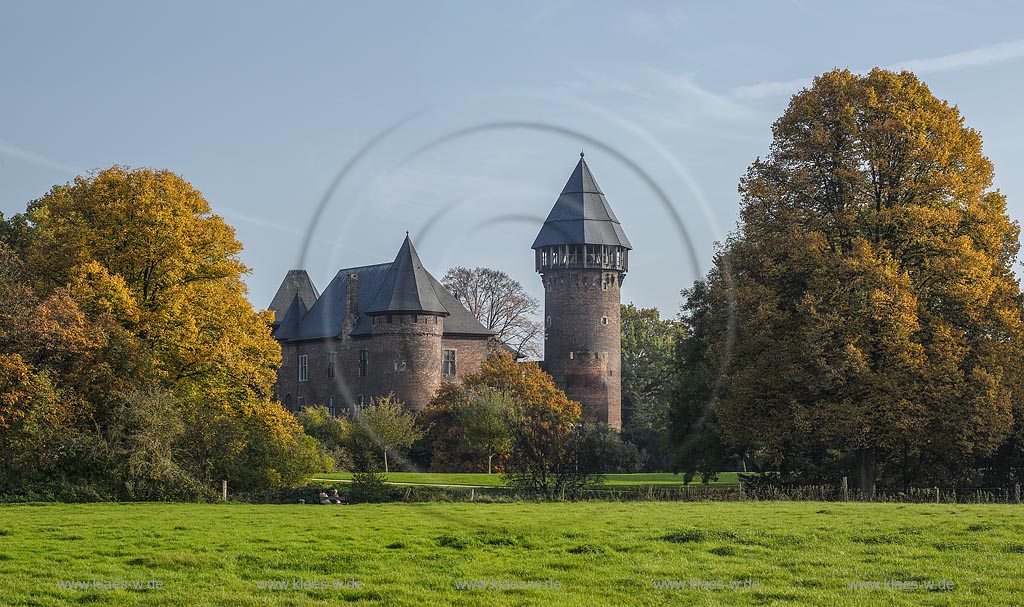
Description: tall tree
1,167,319,496
668,279,736,483
619,304,681,472
620,304,680,427
442,266,542,358
693,69,1024,492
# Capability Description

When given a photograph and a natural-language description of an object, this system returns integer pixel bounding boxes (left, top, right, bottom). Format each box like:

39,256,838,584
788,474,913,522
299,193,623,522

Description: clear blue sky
3,1,1023,316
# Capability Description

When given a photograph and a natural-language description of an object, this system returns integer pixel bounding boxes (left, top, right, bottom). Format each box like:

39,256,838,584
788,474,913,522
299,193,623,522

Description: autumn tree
417,383,475,472
668,279,737,484
685,69,1024,492
442,266,543,358
1,167,319,496
458,352,593,496
418,385,514,473
420,351,585,488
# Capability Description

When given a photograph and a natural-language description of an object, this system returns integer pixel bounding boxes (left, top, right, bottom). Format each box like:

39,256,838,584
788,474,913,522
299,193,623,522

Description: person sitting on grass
330,489,342,504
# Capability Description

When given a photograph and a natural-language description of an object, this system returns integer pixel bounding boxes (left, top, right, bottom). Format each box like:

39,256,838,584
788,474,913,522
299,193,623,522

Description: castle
269,153,630,428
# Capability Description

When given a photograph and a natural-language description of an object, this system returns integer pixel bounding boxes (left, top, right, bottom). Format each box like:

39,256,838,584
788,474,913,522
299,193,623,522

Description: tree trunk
383,449,389,474
857,448,876,498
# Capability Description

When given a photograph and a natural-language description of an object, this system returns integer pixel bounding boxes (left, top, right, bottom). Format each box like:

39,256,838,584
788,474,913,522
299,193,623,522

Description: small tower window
546,316,552,328
328,396,336,416
411,314,418,324
328,351,337,378
298,355,308,382
297,396,306,409
601,316,609,325
357,394,367,409
359,350,368,377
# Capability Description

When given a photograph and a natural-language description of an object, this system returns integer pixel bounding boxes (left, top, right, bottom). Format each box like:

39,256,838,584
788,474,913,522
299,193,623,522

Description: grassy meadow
2,501,1022,606
309,471,740,487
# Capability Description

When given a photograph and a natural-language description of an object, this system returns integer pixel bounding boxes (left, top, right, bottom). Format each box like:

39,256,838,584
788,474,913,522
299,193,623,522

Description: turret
533,153,631,429
366,233,448,411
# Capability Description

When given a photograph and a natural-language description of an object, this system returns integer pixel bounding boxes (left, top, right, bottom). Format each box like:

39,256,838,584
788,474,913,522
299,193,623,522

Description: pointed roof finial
580,148,585,159
366,234,449,316
532,153,632,251
406,230,410,238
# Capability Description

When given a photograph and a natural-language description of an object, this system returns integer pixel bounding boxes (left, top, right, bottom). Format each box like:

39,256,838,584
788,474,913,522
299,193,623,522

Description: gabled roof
532,153,632,249
268,269,319,325
367,234,448,316
269,237,494,343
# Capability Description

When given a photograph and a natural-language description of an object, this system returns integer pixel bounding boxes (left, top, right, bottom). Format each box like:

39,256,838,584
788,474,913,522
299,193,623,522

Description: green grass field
310,471,740,487
2,501,1021,606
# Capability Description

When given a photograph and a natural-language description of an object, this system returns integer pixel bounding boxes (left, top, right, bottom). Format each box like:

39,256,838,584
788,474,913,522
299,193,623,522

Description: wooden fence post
222,480,228,502
934,487,939,504
1015,483,1021,504
841,476,849,502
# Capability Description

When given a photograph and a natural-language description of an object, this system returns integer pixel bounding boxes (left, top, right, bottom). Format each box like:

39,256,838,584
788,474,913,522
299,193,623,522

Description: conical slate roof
366,234,449,315
532,153,632,250
268,269,319,325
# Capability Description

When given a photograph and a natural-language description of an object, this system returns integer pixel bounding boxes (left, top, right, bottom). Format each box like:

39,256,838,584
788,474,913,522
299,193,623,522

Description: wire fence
577,483,1024,504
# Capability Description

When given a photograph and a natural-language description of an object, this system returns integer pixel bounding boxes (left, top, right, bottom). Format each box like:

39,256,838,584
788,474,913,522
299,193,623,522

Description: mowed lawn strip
0,502,1021,606
309,471,741,487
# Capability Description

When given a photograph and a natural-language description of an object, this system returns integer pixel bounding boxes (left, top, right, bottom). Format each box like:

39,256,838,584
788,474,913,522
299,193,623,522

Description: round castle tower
366,234,449,412
533,153,631,429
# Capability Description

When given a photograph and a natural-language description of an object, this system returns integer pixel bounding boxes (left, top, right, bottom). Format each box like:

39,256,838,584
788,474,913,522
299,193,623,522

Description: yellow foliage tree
2,167,315,494
695,69,1024,491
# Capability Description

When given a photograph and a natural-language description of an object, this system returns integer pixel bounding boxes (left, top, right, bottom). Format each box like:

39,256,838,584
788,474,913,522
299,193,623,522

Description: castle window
298,354,308,382
546,316,552,328
328,396,336,416
328,352,337,379
357,394,367,409
443,349,456,377
411,314,418,324
600,316,609,325
387,315,393,323
359,350,368,377
297,396,306,409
